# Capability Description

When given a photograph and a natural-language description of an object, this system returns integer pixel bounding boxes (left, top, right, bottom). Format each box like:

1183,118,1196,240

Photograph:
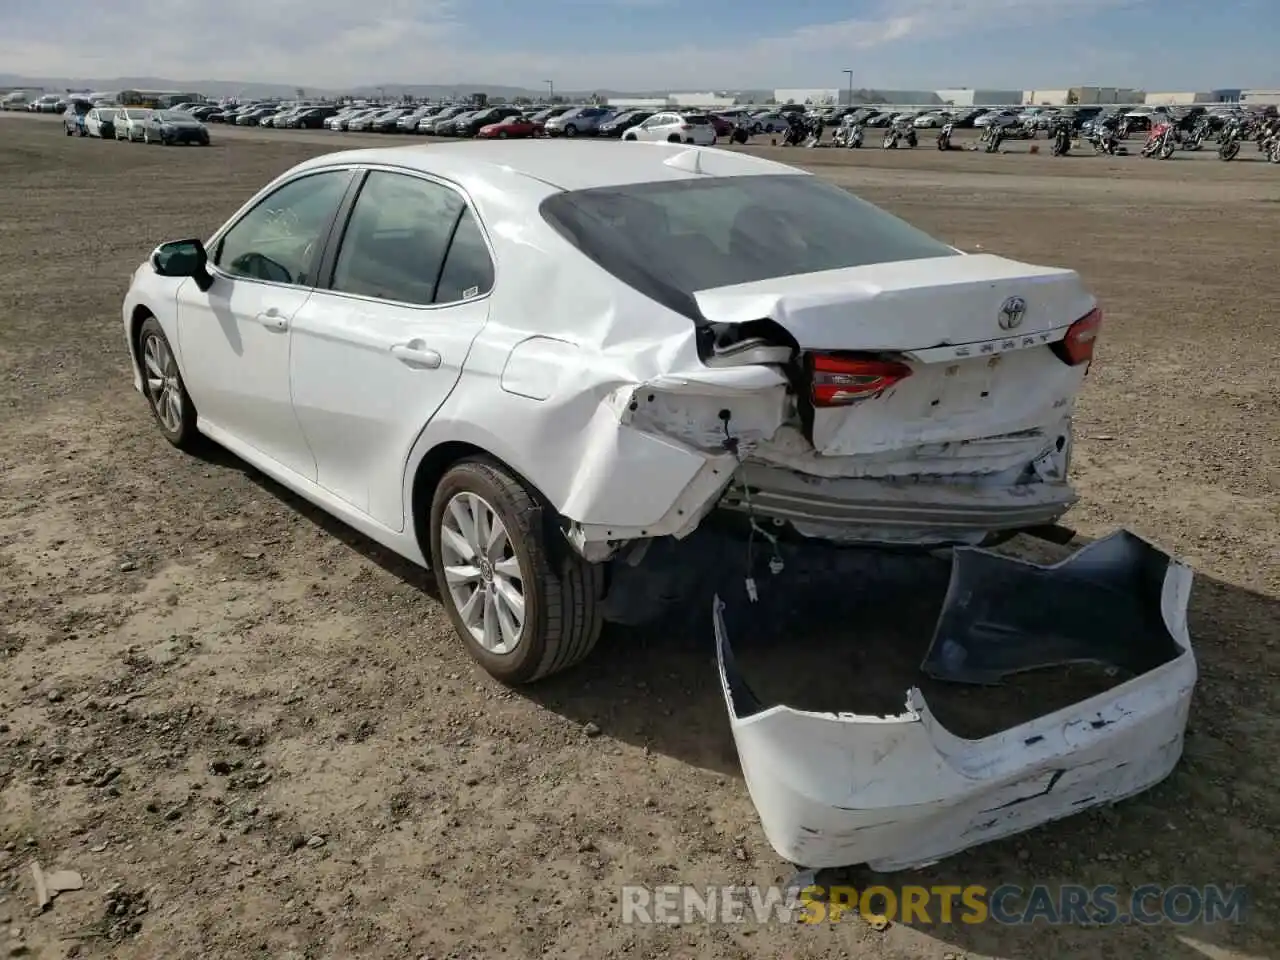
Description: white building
606,97,670,110
1240,89,1280,105
668,92,737,108
1022,89,1072,105
1145,91,1213,105
935,88,1022,106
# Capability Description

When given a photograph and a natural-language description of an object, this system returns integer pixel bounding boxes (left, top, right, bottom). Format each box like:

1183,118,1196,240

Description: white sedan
123,138,1104,678
621,111,717,145
85,107,119,138
121,140,1195,870
115,108,153,141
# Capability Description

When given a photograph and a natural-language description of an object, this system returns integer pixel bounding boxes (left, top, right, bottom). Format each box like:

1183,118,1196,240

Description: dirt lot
1,114,1277,960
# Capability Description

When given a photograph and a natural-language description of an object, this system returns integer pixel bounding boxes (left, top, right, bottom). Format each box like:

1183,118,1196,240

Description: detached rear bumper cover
714,530,1196,872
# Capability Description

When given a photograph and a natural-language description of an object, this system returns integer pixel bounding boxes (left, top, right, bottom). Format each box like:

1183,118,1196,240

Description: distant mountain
0,74,761,102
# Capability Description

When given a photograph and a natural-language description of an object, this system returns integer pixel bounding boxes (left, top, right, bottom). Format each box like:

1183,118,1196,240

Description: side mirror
151,239,213,291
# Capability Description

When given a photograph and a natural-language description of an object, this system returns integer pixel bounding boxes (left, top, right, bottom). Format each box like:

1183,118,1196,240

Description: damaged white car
123,139,1196,871
123,139,1101,683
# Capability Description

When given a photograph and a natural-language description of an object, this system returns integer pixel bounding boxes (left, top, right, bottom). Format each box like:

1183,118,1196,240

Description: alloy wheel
142,333,182,433
439,492,525,655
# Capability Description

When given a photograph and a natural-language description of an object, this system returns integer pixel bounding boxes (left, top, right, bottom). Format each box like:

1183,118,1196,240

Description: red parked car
477,116,543,139
707,114,735,137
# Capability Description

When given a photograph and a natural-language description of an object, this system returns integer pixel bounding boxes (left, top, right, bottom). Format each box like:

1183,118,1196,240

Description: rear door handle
391,342,442,369
254,308,289,331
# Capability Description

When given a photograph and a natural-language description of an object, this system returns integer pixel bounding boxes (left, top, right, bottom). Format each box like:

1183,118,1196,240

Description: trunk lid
692,254,1097,460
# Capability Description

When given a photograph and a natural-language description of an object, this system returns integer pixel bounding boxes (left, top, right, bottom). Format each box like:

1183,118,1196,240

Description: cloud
0,0,1249,94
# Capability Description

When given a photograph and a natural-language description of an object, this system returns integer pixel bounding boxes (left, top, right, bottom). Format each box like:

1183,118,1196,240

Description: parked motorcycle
882,121,917,149
1217,119,1244,160
1050,119,1072,156
833,118,863,148
1265,130,1280,163
936,121,954,150
804,118,825,148
1141,120,1177,159
780,117,806,147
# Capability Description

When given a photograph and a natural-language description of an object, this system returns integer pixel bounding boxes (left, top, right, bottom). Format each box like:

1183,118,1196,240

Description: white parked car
119,140,1198,874
913,111,951,128
115,108,153,141
84,106,119,138
621,111,717,145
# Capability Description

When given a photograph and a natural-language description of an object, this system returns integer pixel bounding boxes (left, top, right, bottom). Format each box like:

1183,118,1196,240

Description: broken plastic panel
715,529,1197,872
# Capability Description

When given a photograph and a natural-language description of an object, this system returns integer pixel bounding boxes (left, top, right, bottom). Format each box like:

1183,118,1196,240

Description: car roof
293,140,804,192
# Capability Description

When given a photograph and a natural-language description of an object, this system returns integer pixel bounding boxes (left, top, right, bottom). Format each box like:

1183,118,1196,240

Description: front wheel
623,133,637,141
137,317,199,449
429,459,604,685
1219,141,1239,161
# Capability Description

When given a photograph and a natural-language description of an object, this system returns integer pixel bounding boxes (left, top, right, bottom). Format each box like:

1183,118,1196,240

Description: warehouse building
1240,89,1280,105
935,88,1022,106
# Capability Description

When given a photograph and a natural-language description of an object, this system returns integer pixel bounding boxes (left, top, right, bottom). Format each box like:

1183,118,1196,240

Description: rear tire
429,459,605,685
667,134,681,143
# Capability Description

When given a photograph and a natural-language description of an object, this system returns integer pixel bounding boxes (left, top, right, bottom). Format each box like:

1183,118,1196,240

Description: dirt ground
1,114,1277,960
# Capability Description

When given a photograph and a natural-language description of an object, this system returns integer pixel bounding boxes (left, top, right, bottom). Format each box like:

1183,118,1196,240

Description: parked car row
61,103,211,145
228,100,728,145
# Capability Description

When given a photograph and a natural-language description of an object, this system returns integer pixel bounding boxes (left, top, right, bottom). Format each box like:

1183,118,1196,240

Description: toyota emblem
998,296,1027,330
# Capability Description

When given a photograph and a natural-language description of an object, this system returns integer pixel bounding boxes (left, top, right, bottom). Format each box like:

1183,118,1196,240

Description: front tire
429,459,604,685
137,317,199,449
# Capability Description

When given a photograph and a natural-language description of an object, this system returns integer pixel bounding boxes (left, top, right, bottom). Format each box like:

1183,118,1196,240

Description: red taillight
1055,307,1102,365
809,353,912,407
681,124,692,130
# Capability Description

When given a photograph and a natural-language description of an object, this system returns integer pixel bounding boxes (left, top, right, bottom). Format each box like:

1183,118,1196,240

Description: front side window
213,170,352,286
330,171,483,306
540,174,958,319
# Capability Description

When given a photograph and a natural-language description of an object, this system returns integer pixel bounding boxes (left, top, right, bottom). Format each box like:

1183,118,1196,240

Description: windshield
155,111,193,122
540,174,958,320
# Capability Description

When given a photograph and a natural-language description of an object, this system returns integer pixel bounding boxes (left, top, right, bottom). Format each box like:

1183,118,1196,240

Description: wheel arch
408,439,564,567
128,304,155,382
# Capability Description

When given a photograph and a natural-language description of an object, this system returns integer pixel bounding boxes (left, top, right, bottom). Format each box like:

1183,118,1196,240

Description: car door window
435,208,494,304
213,170,351,286
330,171,466,306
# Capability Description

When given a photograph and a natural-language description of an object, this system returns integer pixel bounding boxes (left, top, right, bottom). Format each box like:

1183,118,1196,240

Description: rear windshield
539,174,958,320
682,115,711,124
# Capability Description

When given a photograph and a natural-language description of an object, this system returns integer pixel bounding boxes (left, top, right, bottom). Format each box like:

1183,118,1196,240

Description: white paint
713,541,1197,871
122,139,1098,574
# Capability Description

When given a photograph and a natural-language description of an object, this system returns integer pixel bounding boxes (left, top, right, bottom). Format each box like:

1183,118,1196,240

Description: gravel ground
0,114,1277,960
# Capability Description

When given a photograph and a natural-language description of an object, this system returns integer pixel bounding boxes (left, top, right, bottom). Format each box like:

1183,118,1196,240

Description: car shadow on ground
205,445,1277,957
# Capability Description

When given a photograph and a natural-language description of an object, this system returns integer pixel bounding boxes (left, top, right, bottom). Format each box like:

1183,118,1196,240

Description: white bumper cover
714,530,1197,871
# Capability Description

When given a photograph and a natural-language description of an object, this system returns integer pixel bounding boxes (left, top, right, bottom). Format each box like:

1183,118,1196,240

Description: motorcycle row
762,111,1280,163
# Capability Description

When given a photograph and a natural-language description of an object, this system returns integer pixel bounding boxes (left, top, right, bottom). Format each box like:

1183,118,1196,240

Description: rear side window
330,171,493,306
540,174,958,320
331,171,464,305
435,210,494,304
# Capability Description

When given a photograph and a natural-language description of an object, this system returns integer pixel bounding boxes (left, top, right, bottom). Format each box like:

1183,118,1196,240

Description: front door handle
391,341,442,369
254,308,289,331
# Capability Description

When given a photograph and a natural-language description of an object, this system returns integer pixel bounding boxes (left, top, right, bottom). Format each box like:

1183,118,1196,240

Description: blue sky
2,0,1277,91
